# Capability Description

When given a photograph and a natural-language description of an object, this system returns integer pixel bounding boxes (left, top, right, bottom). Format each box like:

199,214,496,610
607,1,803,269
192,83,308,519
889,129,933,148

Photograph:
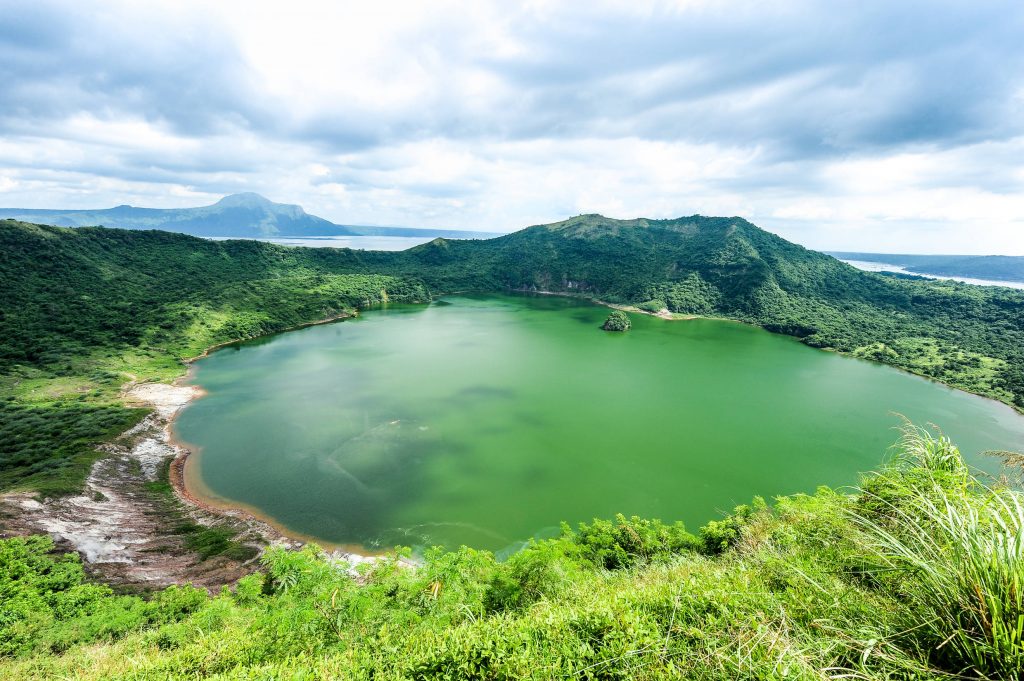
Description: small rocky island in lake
602,310,631,332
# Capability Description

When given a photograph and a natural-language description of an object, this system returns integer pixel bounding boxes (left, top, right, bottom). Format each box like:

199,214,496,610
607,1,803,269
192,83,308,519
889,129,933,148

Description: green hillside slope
0,221,429,380
1,428,1021,679
2,215,1023,497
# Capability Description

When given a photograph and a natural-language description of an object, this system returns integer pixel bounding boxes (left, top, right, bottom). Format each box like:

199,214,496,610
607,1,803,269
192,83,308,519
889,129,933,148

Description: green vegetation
3,215,1023,677
601,310,631,331
0,220,429,492
3,214,1023,495
143,460,258,563
0,401,147,496
0,221,429,388
853,428,1024,678
1,428,1021,679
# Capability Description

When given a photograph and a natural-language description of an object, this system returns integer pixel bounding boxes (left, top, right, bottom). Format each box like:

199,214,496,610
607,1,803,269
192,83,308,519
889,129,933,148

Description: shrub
850,427,1024,677
698,499,764,555
601,310,631,332
567,514,698,569
636,299,666,313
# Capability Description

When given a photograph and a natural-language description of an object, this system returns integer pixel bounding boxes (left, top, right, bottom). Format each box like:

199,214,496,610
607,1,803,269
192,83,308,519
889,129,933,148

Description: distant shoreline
837,258,1024,290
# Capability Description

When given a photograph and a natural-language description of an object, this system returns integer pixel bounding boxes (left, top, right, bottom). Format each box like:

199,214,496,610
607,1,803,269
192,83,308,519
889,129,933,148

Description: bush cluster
3,428,1020,679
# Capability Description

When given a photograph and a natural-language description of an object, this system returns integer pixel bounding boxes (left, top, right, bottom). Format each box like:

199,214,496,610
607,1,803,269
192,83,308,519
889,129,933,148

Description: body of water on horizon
841,259,1024,290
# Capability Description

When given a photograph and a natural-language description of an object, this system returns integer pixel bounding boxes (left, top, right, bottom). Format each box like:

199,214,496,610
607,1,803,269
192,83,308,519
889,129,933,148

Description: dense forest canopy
4,214,1023,412
602,310,631,331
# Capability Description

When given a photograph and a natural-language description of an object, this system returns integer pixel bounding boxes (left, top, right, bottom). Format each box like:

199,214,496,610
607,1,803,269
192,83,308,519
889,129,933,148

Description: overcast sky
2,0,1023,253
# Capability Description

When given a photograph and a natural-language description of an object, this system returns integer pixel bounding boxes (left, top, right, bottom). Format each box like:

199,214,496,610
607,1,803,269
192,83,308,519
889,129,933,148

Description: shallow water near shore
174,293,1024,555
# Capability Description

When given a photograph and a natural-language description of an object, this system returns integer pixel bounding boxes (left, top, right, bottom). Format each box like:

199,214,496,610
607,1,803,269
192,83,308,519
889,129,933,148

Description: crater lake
173,294,1024,555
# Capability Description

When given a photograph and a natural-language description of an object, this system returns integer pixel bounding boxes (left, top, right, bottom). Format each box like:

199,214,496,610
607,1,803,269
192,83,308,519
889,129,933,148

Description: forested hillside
0,220,429,383
3,214,1022,496
4,214,1023,409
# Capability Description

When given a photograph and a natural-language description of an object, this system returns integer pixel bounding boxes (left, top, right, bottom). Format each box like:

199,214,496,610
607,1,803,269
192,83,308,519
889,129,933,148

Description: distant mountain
829,251,1024,284
0,193,499,239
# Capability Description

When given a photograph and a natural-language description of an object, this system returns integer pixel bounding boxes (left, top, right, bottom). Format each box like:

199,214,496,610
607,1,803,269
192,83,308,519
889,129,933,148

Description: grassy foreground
1,426,1020,679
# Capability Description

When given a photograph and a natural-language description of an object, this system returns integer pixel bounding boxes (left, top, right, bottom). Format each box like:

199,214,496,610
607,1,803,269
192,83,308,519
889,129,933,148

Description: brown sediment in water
161,336,395,561
167,428,387,559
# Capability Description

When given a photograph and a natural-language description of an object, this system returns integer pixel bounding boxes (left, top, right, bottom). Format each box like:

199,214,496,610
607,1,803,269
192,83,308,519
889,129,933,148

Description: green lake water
174,294,1024,555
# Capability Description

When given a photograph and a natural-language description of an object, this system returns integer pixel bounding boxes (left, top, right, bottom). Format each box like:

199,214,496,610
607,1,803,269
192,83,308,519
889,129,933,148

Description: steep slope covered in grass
1,429,1020,679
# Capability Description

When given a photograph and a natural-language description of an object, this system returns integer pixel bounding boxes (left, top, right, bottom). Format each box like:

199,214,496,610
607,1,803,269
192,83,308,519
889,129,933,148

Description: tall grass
851,426,1024,678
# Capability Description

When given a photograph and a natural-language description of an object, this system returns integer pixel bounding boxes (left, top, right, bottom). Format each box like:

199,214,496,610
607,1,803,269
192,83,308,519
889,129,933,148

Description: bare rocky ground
0,383,281,591
1,381,400,591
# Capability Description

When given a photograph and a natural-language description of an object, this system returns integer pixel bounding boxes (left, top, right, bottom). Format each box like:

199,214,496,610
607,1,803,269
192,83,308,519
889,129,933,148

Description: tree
602,310,631,332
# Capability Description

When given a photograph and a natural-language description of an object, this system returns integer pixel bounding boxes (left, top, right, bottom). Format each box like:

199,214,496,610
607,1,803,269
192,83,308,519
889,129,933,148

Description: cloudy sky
2,0,1023,252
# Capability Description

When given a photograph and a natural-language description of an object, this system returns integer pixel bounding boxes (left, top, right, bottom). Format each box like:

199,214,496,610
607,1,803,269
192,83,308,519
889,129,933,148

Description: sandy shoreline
166,314,407,565
168,421,391,561
0,311,398,589
161,345,395,571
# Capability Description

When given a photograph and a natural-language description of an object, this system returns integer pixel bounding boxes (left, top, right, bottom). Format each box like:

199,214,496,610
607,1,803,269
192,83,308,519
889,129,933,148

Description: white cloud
1,0,1023,253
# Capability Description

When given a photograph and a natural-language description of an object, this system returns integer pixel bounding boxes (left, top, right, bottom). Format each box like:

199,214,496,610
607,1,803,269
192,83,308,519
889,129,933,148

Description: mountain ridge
0,193,500,240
